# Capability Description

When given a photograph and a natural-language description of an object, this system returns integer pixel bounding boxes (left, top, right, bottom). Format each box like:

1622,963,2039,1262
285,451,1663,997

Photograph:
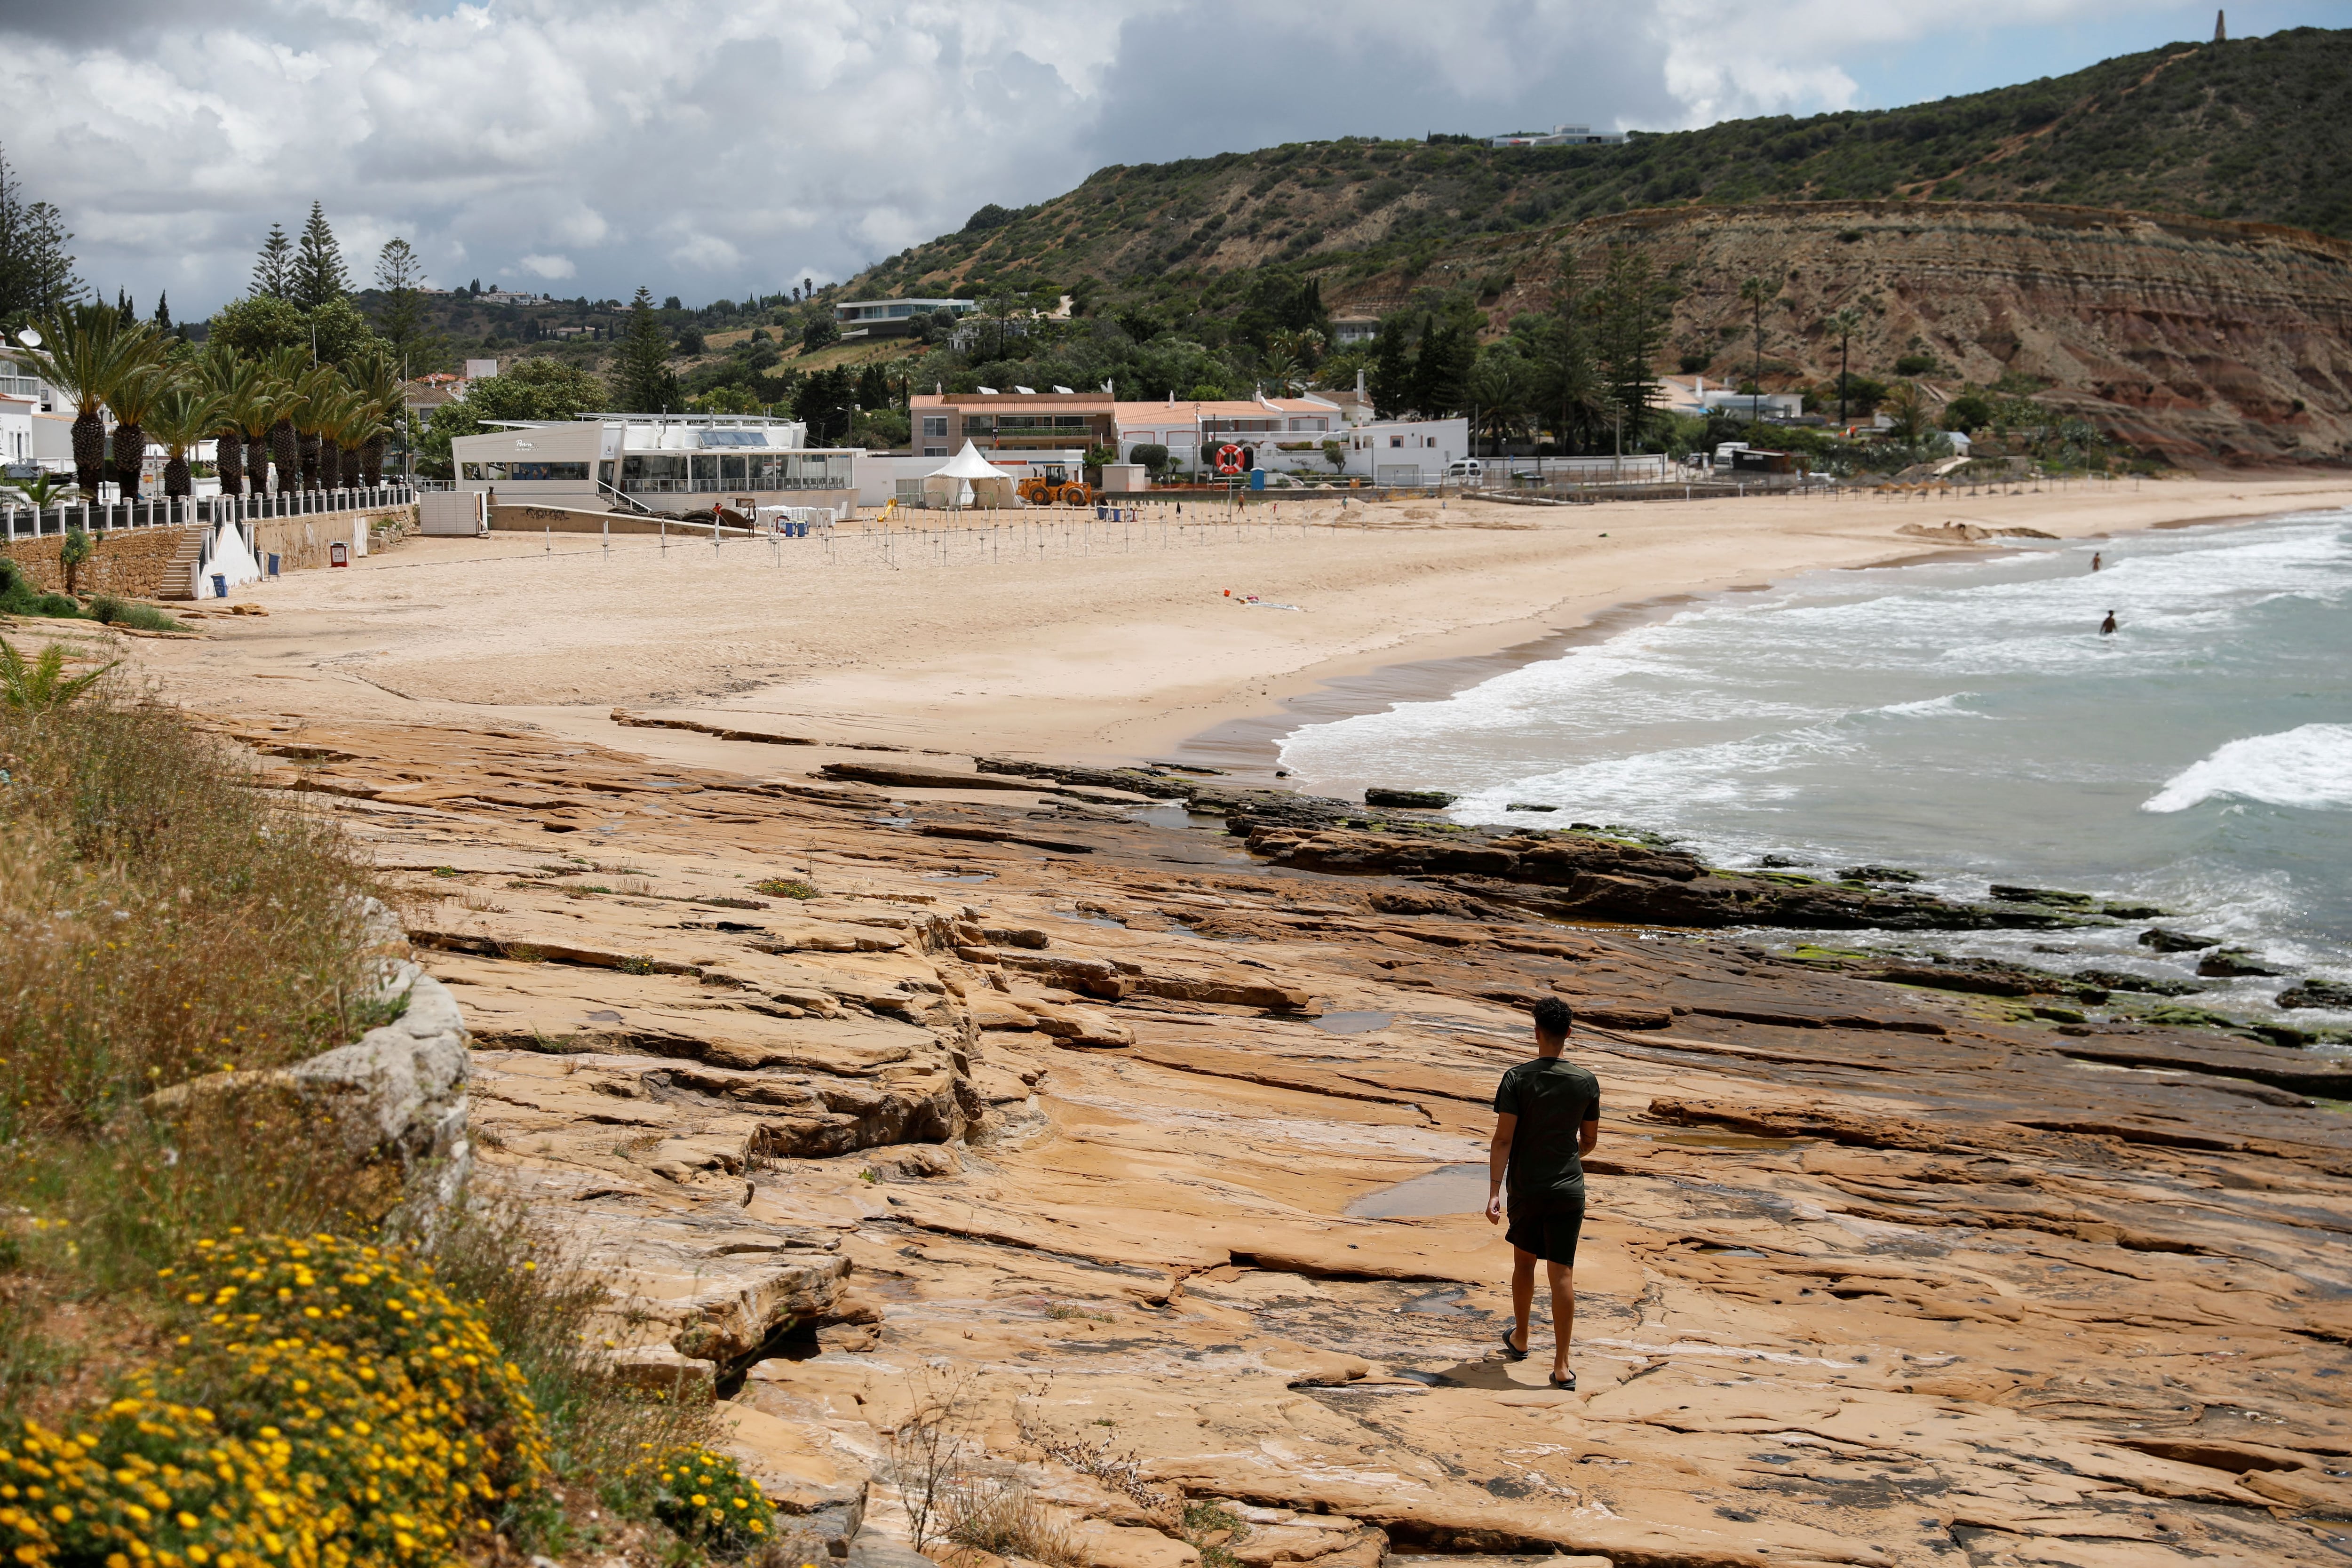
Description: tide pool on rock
1279,511,2352,1019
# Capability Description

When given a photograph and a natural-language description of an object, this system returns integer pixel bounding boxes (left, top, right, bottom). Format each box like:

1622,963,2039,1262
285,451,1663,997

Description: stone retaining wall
0,525,198,598
0,505,419,599
250,508,415,572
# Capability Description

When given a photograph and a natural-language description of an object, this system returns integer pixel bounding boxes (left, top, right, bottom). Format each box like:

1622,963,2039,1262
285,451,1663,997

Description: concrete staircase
156,525,207,600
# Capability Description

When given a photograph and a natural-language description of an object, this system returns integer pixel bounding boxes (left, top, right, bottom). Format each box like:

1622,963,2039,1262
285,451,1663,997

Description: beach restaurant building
448,414,859,512
1113,393,1349,475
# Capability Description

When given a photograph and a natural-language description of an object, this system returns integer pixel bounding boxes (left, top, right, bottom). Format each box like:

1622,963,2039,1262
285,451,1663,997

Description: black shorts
1505,1199,1587,1266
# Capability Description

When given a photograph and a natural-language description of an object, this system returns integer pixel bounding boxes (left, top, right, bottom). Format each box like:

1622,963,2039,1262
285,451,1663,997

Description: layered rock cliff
1376,199,2352,464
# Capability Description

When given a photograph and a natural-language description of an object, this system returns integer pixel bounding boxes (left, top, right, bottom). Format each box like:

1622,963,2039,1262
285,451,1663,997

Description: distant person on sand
2091,551,2103,572
2100,610,2118,636
1487,996,1601,1389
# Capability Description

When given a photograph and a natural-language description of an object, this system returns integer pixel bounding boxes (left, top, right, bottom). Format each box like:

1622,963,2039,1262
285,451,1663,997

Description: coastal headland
56,475,2352,1567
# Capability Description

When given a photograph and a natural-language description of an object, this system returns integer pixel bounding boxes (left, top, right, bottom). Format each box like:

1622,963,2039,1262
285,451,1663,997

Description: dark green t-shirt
1494,1056,1601,1209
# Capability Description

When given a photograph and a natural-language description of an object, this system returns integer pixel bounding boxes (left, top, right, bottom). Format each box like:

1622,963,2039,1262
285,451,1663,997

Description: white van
1444,458,1484,486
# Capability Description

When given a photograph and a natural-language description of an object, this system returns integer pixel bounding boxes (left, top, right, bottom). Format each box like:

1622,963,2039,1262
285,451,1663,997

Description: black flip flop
1549,1370,1576,1390
1499,1325,1529,1362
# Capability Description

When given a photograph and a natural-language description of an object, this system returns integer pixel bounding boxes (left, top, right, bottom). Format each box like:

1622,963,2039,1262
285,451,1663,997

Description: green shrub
0,1232,550,1568
87,595,181,631
752,877,819,899
621,1444,778,1558
0,559,84,620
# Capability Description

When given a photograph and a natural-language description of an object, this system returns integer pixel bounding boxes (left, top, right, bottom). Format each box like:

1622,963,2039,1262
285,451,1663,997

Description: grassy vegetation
0,664,739,1563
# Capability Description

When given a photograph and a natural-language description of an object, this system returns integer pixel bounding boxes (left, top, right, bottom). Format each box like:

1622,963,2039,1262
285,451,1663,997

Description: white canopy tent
199,522,262,597
922,441,1018,509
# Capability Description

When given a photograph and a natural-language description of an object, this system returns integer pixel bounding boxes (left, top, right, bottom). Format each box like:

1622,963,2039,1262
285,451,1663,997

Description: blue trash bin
1248,469,1266,491
210,573,227,599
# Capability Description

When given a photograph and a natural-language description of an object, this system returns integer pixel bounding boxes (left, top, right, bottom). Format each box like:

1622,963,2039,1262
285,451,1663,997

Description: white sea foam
2141,724,2352,814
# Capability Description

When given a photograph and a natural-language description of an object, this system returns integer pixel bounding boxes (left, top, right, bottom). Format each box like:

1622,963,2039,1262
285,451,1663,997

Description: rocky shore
215,712,2352,1568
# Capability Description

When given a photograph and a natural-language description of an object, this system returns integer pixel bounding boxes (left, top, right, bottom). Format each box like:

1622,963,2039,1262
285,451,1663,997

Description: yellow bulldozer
1015,462,1096,508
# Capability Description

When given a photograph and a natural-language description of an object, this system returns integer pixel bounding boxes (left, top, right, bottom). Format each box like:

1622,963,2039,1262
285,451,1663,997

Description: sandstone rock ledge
223,718,2352,1568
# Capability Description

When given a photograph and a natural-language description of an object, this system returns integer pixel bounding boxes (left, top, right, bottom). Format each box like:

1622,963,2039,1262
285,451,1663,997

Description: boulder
1990,884,2096,908
2138,927,2222,953
289,966,472,1209
2278,979,2352,1011
2198,948,2283,978
1029,1003,1135,1049
1362,788,1458,809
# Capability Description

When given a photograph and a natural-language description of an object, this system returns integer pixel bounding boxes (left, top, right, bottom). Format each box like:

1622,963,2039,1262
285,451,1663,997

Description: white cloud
0,0,2301,318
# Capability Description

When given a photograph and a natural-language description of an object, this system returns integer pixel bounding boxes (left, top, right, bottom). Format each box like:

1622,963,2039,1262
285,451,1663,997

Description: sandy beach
145,475,2352,776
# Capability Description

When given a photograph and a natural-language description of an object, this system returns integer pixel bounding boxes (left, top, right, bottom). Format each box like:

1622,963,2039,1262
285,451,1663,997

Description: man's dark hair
1532,996,1574,1038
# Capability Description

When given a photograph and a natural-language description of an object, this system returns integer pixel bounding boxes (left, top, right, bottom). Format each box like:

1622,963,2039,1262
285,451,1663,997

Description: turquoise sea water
1277,510,2352,1023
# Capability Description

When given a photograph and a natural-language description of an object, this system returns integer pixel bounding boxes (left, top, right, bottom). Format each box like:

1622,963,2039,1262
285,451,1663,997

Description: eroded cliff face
1389,200,2352,464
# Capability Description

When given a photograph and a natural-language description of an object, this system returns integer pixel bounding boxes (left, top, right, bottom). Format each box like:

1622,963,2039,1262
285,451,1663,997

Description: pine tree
1408,314,1472,416
1369,319,1412,418
252,223,294,299
0,147,81,328
152,291,171,332
612,286,679,414
290,202,349,311
372,237,431,366
1592,247,1668,449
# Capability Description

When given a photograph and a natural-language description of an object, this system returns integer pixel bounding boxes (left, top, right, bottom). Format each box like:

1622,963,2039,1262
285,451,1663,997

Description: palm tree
1738,276,1775,427
197,346,260,496
103,362,169,499
3,474,77,511
290,364,340,491
249,349,302,494
1827,306,1863,426
344,348,403,486
1466,351,1534,456
0,637,116,711
1883,380,1933,446
23,302,159,497
308,384,346,491
330,398,381,493
144,384,225,499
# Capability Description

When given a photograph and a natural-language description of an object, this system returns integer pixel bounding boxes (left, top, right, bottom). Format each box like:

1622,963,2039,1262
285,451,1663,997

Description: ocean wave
1872,692,1981,719
2141,724,2352,814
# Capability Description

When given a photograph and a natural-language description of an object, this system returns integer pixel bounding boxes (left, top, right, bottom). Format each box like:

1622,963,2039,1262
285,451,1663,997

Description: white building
854,449,1089,509
1114,393,1347,475
449,414,861,511
834,298,975,339
0,393,33,475
1658,376,1807,422
1490,123,1629,148
1343,417,1472,484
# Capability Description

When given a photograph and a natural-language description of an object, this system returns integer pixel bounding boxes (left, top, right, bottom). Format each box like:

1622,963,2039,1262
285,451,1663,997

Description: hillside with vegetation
848,24,2352,312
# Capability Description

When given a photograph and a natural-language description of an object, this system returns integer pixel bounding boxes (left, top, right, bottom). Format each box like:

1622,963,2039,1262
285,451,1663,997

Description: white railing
0,486,417,542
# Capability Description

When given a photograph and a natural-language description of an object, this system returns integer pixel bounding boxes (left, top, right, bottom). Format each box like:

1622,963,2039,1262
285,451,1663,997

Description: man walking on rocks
1486,996,1600,1389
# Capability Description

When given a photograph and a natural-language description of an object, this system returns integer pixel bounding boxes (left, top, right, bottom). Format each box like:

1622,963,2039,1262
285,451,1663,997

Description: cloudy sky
0,0,2336,319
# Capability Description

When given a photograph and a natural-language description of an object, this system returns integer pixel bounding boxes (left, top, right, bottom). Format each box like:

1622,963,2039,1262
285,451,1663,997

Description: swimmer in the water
2099,610,2118,635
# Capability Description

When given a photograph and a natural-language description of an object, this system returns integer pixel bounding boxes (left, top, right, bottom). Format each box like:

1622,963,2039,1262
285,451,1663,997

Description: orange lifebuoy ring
1215,444,1246,476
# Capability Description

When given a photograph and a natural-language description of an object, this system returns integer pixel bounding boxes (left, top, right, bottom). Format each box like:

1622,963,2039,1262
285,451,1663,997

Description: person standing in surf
1486,996,1601,1389
2101,610,2119,635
